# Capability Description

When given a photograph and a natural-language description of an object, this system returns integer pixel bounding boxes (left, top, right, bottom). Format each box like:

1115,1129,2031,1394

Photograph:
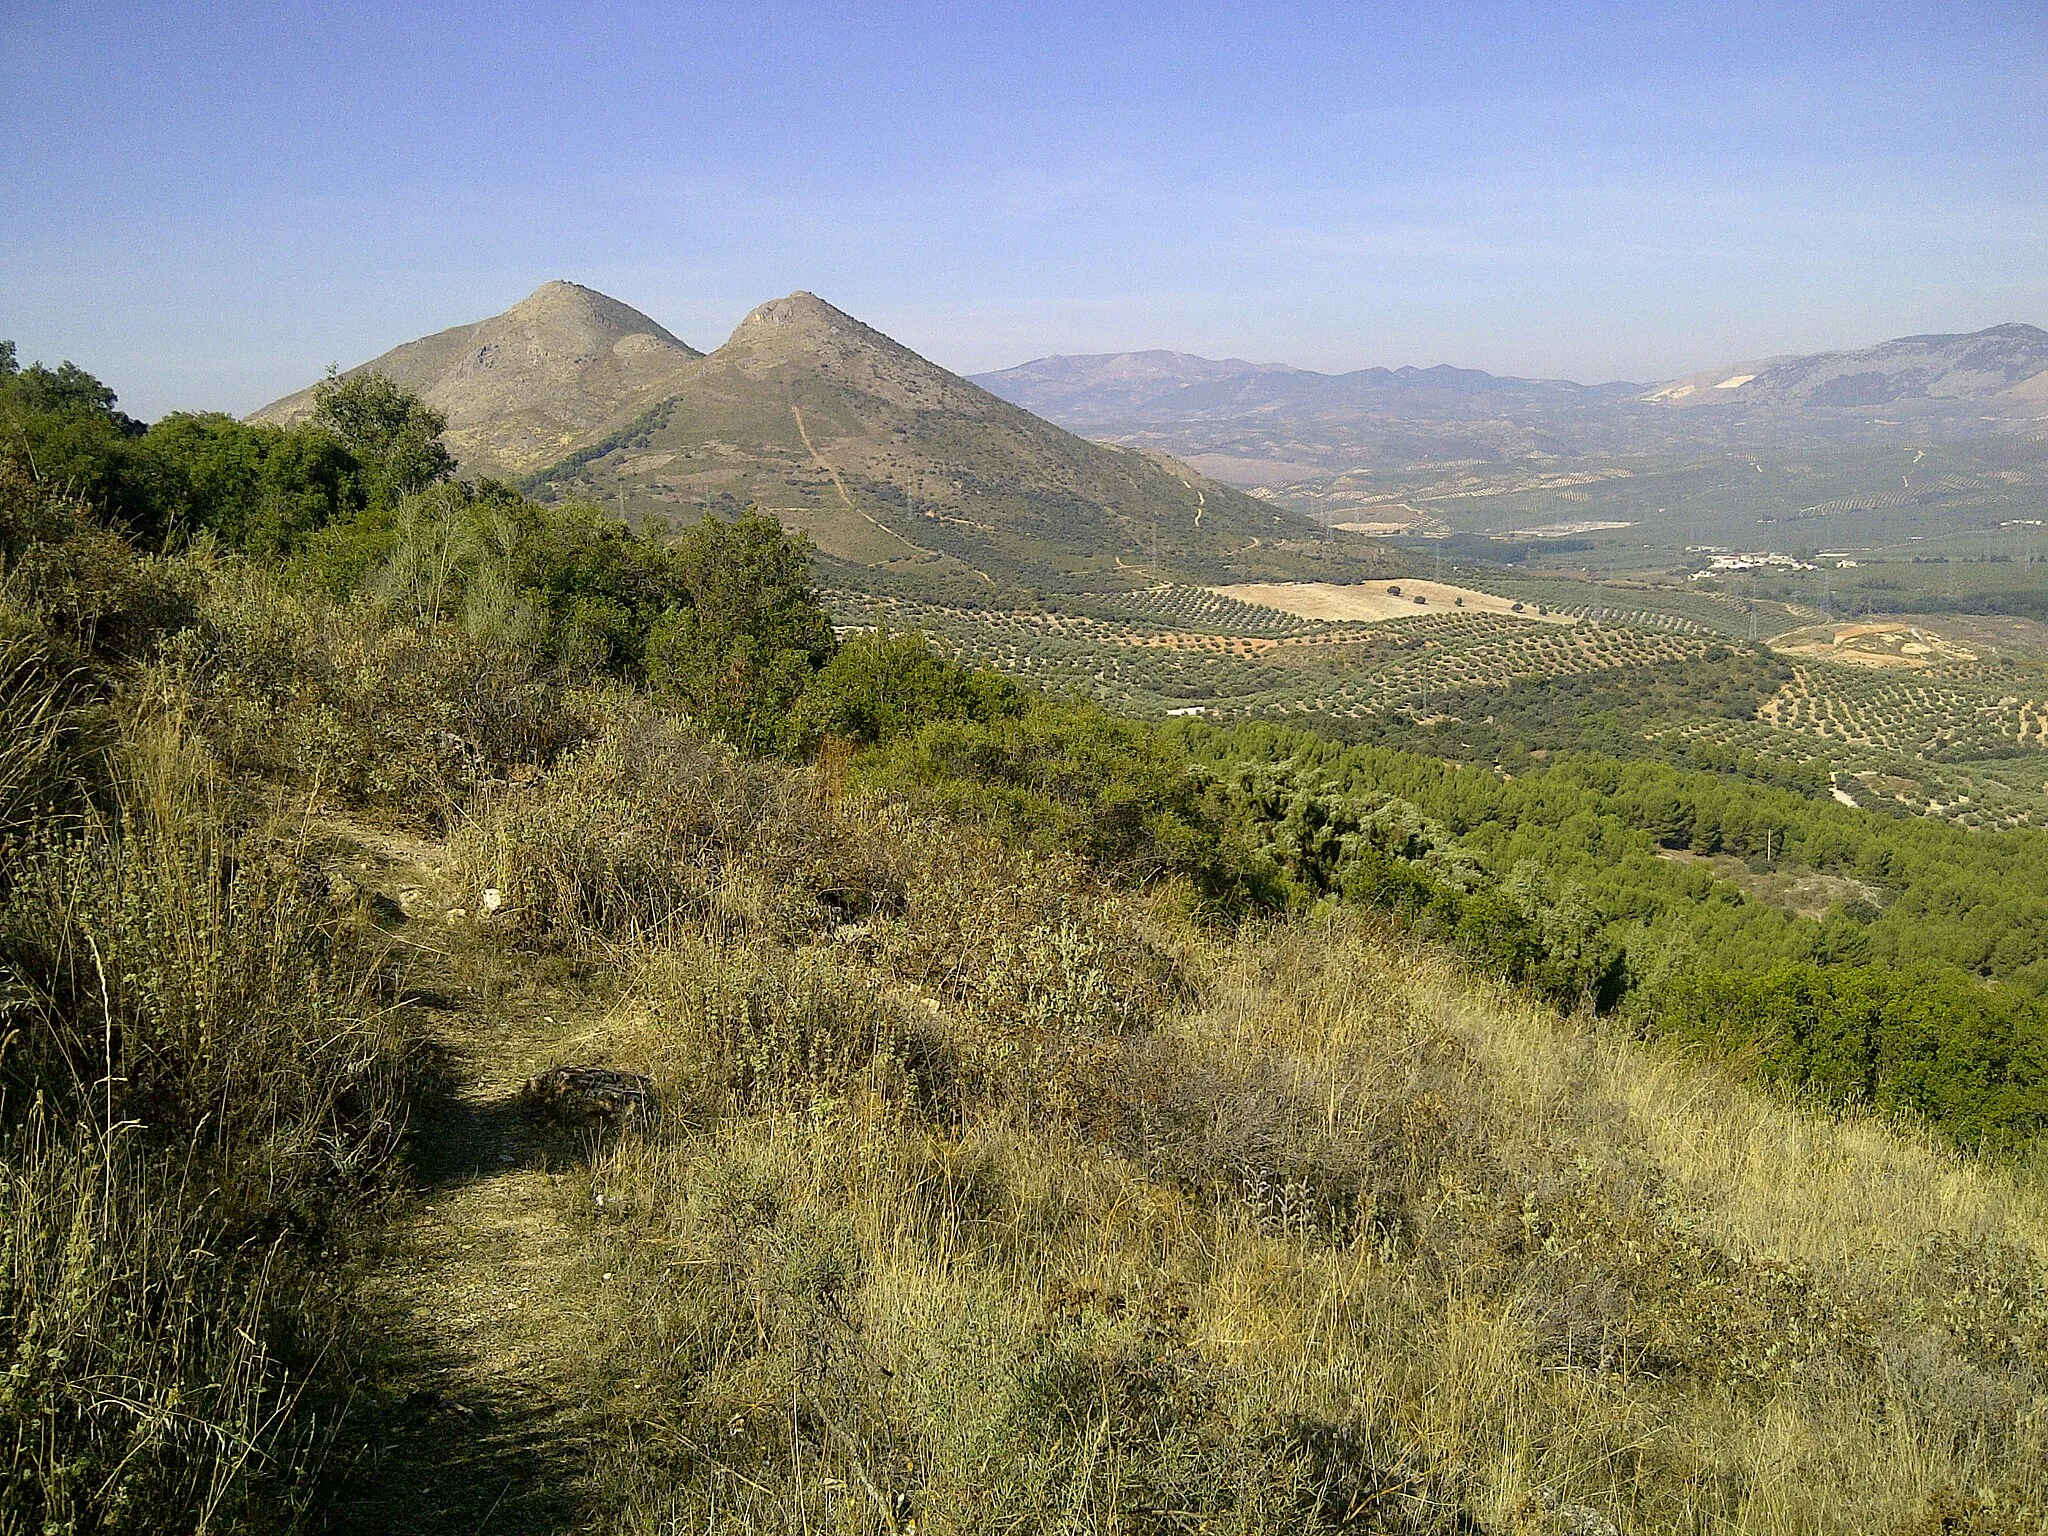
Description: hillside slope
529,292,1330,586
249,280,703,477
312,788,2048,1533
252,285,1337,587
4,377,2046,1533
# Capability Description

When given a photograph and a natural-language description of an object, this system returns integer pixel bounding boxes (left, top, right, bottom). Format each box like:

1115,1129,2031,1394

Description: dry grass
0,706,414,1533
19,569,2035,1532
165,561,576,816
452,691,900,952
515,831,2047,1536
1422,967,2048,1272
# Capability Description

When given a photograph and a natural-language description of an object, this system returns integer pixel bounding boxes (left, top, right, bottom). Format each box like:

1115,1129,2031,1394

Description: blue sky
4,0,2045,418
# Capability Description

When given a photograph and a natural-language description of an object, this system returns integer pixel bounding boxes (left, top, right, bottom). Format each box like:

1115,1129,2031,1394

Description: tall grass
1,525,2035,1530
165,560,576,817
0,632,99,847
464,722,2048,1533
453,693,902,950
0,695,412,1532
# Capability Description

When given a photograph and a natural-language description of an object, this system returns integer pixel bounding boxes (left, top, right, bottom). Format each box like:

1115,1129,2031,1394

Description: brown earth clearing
1211,578,1572,623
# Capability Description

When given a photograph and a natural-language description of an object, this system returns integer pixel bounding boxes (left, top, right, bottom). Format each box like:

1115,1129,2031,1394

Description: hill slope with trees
1,342,2043,1533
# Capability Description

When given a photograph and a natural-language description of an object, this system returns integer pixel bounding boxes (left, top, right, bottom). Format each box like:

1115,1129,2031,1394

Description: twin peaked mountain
252,282,1313,587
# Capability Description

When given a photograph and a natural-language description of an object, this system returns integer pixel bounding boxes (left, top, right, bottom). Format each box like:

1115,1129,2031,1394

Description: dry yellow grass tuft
1425,967,2048,1272
507,846,2048,1532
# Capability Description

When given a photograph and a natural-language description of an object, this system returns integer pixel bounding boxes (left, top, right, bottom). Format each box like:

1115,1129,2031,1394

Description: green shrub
308,369,454,509
1646,962,2048,1154
139,411,362,557
798,629,1021,746
857,696,1268,907
645,511,838,756
0,462,195,661
0,349,156,540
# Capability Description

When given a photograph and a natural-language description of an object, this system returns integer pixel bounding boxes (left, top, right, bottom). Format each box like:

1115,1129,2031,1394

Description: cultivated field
832,581,2048,827
1213,578,1566,623
835,589,1709,720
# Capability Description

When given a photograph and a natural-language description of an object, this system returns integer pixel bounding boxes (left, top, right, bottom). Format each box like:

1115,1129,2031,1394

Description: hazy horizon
5,0,2045,419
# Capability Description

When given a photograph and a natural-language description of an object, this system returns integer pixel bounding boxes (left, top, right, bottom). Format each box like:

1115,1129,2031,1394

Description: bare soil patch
1655,847,1883,921
1771,620,1977,669
1210,579,1571,624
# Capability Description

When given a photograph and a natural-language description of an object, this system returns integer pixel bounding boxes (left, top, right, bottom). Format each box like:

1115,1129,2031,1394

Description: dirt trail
787,397,993,583
314,822,617,1535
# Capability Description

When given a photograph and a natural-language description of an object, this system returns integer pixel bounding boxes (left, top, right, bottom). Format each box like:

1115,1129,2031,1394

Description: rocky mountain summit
251,280,702,477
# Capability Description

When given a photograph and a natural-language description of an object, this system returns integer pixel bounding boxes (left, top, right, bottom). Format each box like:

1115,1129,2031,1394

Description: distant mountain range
252,291,2048,568
971,324,2048,487
974,351,1641,430
251,285,1327,589
1638,323,2048,411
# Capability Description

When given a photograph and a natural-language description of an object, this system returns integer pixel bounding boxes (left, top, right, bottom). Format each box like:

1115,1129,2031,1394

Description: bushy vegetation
512,854,2048,1532
433,698,2047,1531
1183,720,2048,979
0,632,410,1529
1649,963,2048,1155
1,343,2044,1531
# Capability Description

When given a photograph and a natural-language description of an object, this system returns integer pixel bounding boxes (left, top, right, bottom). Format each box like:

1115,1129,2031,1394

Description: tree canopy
310,369,457,506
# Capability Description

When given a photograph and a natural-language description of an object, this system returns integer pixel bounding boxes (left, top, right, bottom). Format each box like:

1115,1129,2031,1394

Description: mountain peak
714,291,956,407
739,290,851,327
726,291,889,354
1898,320,2047,345
248,281,701,475
501,280,694,351
1644,320,2048,410
512,278,596,309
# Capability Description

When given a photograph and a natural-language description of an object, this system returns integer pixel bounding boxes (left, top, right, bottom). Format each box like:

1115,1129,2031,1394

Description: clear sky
5,0,2045,418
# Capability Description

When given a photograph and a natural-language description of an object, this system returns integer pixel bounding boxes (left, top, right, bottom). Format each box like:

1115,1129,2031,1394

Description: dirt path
787,397,994,584
313,823,618,1534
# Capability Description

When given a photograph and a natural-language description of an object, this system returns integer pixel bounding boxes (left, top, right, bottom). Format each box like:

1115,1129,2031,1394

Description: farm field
831,580,2048,827
836,585,1709,720
1674,655,2048,826
1210,577,1564,623
1468,572,1798,637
